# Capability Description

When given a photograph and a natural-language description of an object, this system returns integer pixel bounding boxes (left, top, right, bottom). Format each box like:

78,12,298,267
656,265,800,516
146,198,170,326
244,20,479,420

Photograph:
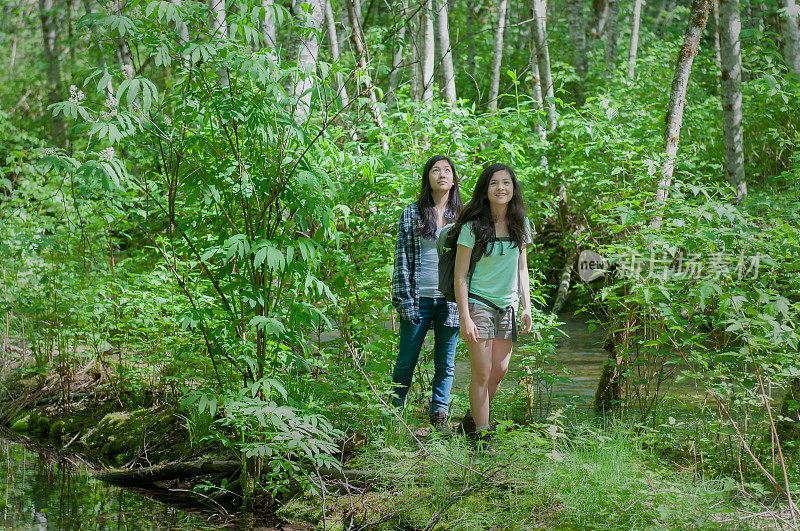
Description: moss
84,406,190,464
50,420,68,441
26,410,40,434
33,415,51,438
9,415,30,433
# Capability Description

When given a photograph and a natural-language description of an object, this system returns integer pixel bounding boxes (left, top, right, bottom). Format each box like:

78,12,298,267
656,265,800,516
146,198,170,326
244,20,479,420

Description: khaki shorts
468,302,517,340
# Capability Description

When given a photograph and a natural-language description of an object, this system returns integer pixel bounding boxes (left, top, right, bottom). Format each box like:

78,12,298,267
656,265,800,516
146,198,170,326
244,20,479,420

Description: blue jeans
391,297,459,416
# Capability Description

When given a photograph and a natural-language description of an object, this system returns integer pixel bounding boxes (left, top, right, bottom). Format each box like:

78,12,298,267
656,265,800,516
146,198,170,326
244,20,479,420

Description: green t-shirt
457,219,531,309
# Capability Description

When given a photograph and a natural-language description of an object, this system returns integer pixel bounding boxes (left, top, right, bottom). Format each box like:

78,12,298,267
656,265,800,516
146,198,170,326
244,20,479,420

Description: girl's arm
518,246,533,333
391,209,416,322
455,244,478,343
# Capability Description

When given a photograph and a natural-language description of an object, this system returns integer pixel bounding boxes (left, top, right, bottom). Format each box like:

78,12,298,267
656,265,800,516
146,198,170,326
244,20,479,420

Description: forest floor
2,352,797,530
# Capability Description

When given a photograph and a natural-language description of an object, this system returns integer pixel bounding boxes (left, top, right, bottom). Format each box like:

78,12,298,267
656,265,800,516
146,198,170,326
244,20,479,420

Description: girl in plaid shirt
390,155,463,436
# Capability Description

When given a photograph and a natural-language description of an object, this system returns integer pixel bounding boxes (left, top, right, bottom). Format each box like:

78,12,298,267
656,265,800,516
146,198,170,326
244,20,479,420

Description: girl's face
486,170,513,206
428,160,455,194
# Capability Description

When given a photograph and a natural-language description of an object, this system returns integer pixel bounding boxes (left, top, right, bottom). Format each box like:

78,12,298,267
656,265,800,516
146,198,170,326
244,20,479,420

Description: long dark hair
455,163,528,257
416,155,463,238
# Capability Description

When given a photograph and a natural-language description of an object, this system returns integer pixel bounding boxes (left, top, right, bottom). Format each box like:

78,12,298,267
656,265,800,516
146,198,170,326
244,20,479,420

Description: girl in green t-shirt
453,163,533,453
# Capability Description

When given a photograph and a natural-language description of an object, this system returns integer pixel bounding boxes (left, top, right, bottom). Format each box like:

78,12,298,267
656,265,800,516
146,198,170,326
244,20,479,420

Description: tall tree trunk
420,0,435,103
434,0,456,104
627,0,643,79
209,0,228,38
262,0,276,49
292,0,323,123
113,0,131,69
651,0,712,230
209,0,229,86
488,0,508,112
347,0,389,153
387,0,407,107
529,35,544,140
720,0,746,203
605,0,619,76
590,0,609,37
712,1,722,72
466,2,476,76
324,0,349,107
410,7,421,102
530,0,557,132
567,0,587,105
39,0,66,146
781,0,800,73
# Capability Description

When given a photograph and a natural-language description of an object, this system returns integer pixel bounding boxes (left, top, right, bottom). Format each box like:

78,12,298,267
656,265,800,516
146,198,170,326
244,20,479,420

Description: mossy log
97,459,242,485
96,459,407,486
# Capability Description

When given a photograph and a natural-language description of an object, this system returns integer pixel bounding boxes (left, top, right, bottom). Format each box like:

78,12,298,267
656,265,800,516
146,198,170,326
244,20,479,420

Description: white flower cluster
101,94,119,120
69,85,85,104
99,147,115,162
121,64,134,79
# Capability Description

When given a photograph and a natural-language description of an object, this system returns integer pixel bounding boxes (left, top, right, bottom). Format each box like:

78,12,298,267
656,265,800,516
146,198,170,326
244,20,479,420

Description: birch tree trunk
434,0,456,104
387,0,407,107
488,0,508,112
530,0,557,132
209,0,228,39
292,0,323,123
420,0,435,103
209,0,229,86
627,0,643,79
781,0,800,73
39,0,66,146
590,0,609,37
324,0,349,107
529,36,544,140
651,0,713,230
719,0,746,203
605,0,619,76
262,0,276,49
113,0,132,71
347,0,389,153
567,0,587,105
410,7,421,102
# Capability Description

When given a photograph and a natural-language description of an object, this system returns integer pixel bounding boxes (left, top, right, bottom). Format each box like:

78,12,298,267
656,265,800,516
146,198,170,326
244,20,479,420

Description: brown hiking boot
430,411,453,439
456,409,476,437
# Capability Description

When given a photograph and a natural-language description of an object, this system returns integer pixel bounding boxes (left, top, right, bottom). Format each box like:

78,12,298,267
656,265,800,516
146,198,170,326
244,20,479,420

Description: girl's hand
460,317,479,343
520,308,533,334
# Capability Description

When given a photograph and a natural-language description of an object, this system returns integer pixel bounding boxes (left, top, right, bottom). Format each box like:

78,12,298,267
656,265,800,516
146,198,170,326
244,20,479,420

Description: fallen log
96,459,410,487
97,459,242,485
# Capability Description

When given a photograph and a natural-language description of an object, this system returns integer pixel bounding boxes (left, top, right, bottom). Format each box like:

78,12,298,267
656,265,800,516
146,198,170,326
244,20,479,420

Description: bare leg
488,339,513,404
468,338,493,428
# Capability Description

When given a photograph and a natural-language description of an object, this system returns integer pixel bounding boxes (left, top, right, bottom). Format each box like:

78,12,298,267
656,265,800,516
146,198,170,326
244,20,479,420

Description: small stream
451,314,608,402
0,430,233,529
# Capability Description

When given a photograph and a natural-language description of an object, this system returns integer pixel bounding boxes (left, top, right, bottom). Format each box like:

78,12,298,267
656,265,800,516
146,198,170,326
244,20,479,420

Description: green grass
278,416,777,530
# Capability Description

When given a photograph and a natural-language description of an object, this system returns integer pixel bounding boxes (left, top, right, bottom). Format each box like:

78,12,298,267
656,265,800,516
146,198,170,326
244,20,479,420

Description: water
0,431,231,530
449,313,607,403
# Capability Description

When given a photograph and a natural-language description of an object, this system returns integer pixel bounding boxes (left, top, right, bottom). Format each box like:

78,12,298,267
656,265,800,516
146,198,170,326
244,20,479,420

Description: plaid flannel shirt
391,202,460,327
